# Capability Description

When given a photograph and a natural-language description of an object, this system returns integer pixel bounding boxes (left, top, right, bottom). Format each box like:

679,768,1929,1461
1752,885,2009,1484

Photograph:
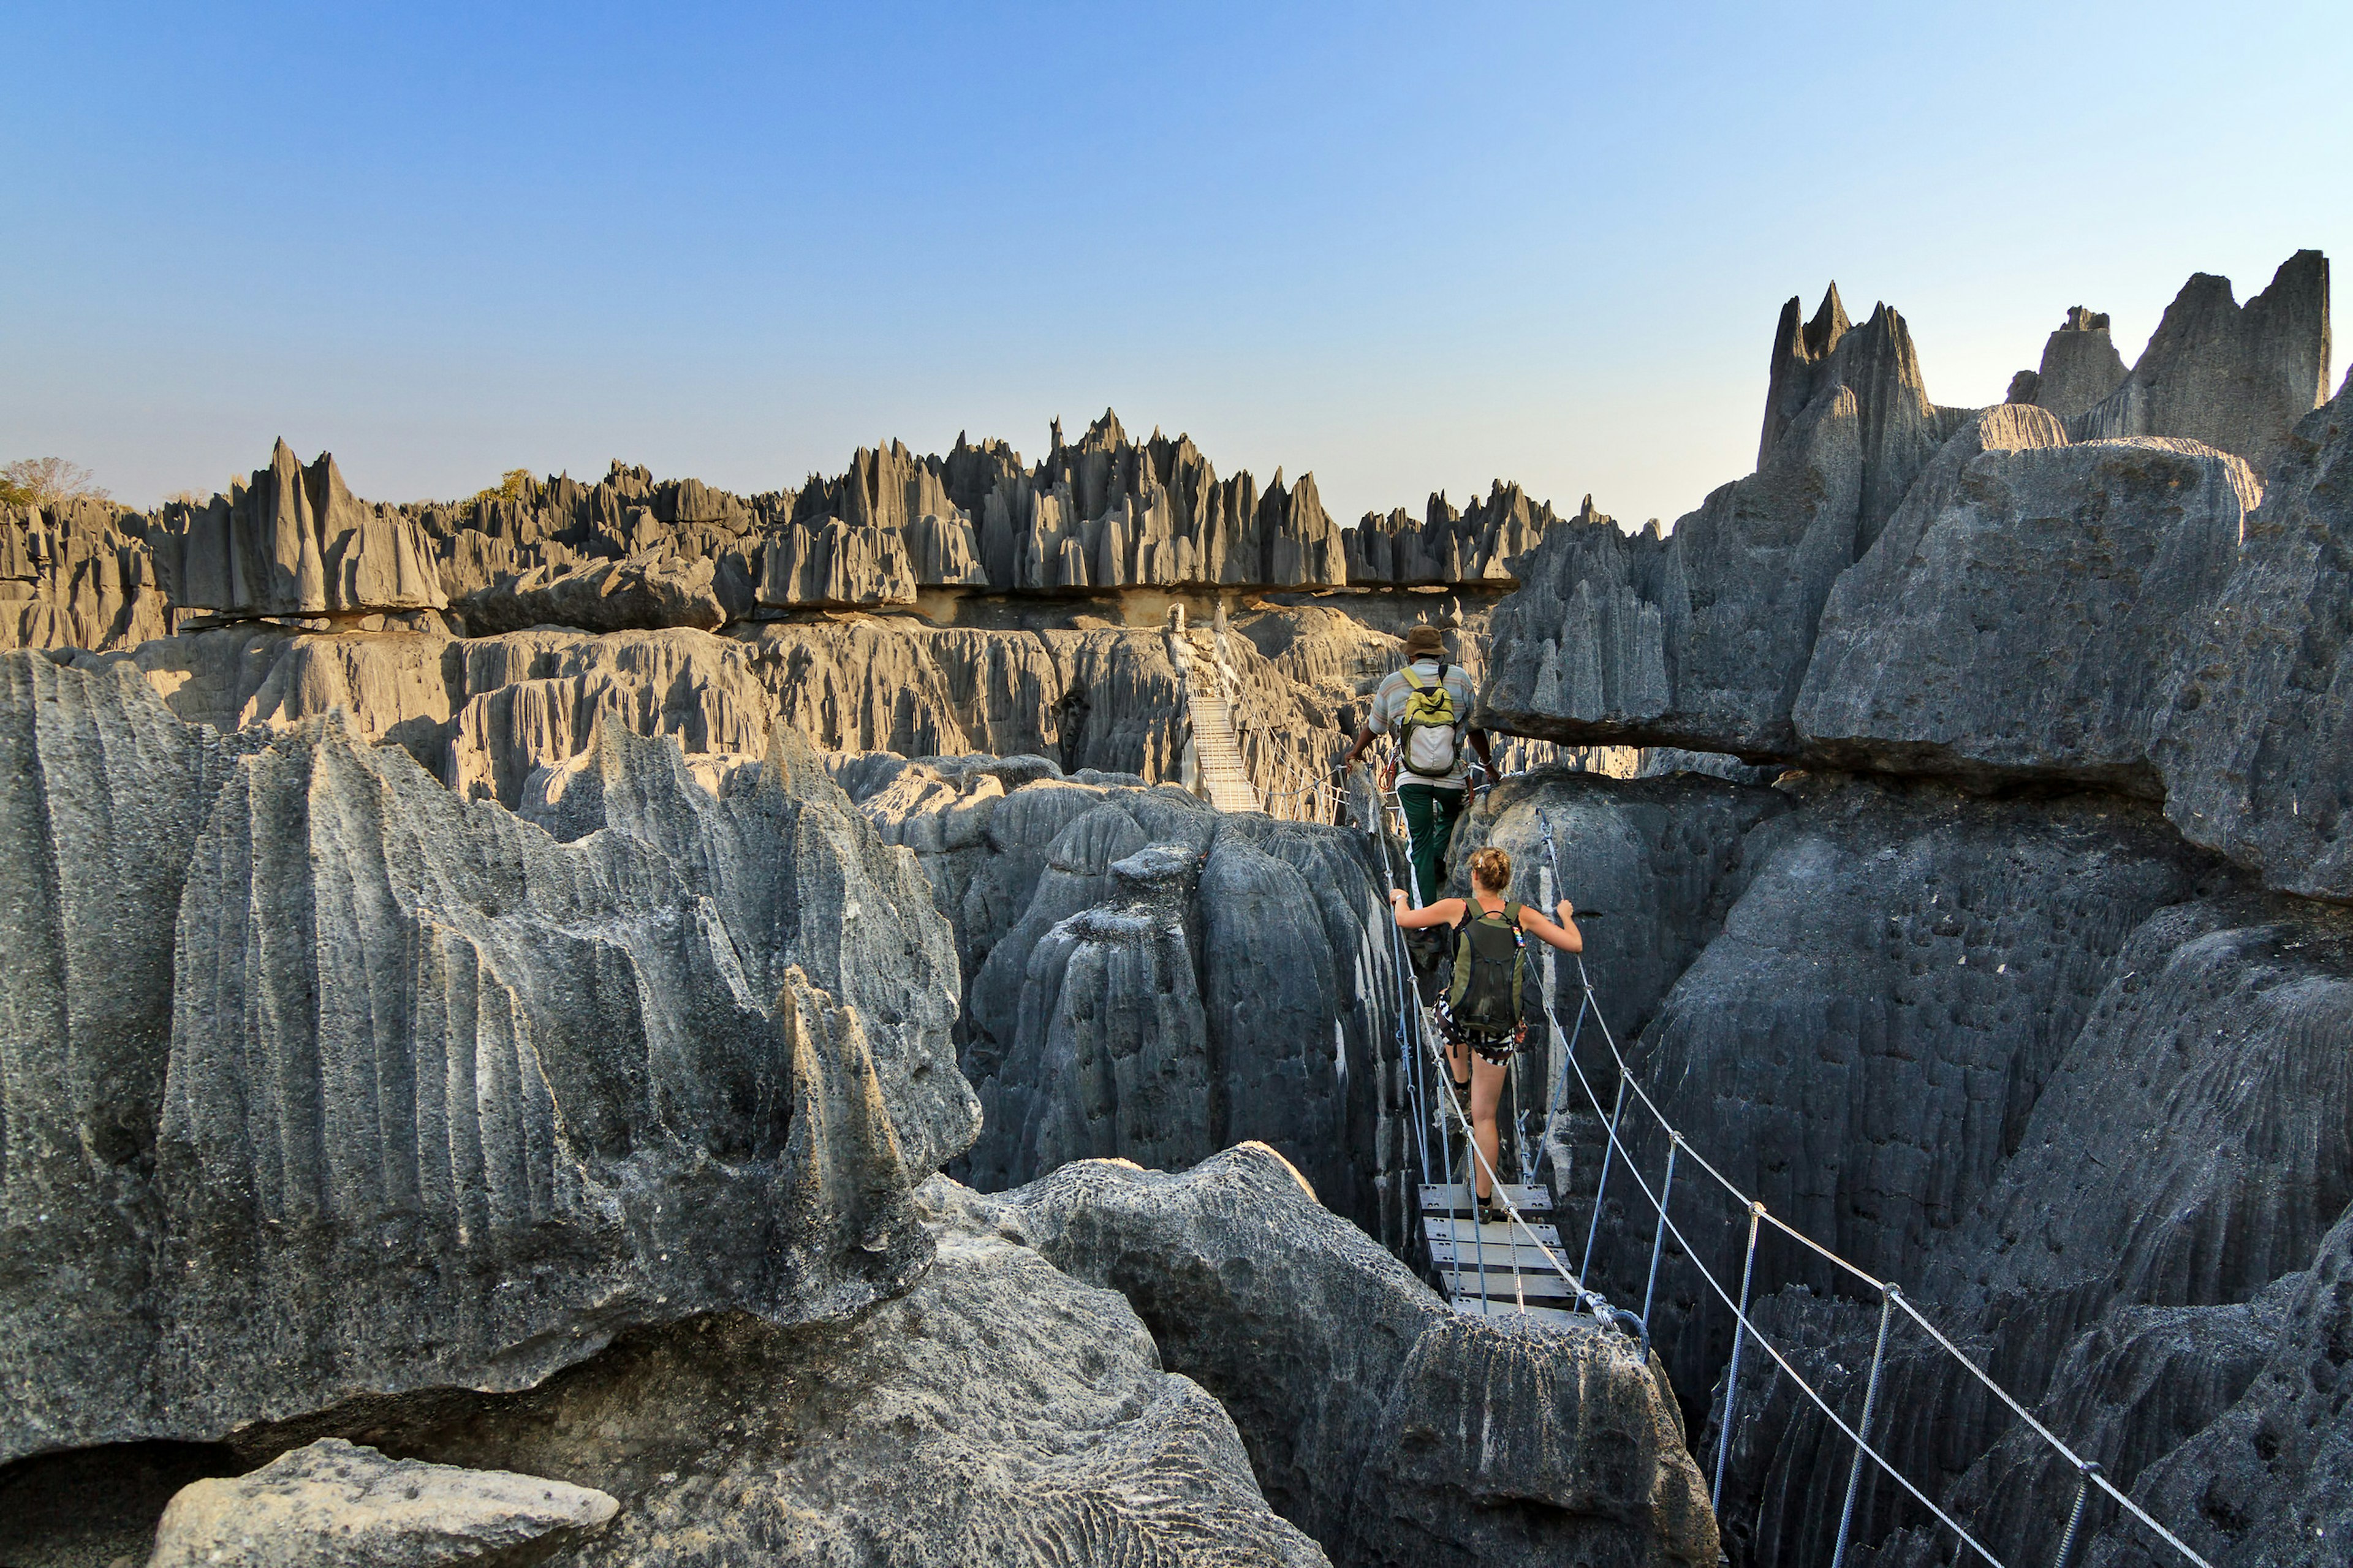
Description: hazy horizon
7,2,2347,528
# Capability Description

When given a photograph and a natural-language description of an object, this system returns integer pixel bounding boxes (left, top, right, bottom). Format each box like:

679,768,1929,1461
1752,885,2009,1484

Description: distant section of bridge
1169,612,1262,814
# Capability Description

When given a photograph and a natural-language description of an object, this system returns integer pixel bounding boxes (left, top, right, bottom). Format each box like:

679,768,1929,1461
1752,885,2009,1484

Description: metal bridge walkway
1173,627,1261,813
1419,1179,1590,1328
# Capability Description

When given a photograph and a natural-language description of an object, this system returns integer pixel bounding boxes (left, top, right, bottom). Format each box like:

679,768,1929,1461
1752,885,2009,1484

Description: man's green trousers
1397,782,1467,906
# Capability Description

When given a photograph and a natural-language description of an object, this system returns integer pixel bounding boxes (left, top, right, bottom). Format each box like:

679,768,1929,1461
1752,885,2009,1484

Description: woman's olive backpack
1446,901,1526,1040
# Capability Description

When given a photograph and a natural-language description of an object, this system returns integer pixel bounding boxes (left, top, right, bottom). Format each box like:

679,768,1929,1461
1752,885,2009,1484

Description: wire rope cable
1520,806,2216,1568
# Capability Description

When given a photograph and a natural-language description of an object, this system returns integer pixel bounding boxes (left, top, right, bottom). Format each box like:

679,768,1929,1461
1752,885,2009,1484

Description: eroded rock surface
1491,254,2348,901
0,661,974,1464
846,757,1407,1237
2071,249,2332,478
1006,1144,1718,1568
1797,433,2257,790
146,1439,616,1568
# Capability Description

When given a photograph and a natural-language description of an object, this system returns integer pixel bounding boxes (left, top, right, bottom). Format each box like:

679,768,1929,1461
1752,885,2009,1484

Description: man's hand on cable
1556,899,1575,924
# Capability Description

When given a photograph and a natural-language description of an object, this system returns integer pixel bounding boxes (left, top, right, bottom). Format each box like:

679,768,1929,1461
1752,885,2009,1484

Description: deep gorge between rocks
1,250,2346,1568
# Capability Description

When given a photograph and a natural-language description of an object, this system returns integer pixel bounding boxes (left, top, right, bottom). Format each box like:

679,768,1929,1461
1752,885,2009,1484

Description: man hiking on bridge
1390,845,1581,1223
1340,624,1493,909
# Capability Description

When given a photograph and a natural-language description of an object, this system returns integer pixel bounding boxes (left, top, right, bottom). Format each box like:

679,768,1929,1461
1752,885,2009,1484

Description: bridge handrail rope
1363,784,1621,1326
1525,806,2215,1568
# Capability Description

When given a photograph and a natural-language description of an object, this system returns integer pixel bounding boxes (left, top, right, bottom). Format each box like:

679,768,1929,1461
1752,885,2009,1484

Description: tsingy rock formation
842,754,1407,1238
2005,305,2130,419
167,439,447,620
1488,251,2349,899
0,654,974,1464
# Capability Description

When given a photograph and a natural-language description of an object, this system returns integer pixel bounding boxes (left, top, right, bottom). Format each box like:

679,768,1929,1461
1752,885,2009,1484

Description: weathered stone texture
167,440,447,619
2027,306,2131,420
2151,371,2353,902
1797,433,2257,790
0,496,177,653
2071,249,2331,478
0,667,975,1464
145,1438,618,1568
319,1175,1332,1567
0,654,254,1461
1483,383,1865,757
1602,781,2215,1412
1008,1145,1718,1568
847,760,1404,1235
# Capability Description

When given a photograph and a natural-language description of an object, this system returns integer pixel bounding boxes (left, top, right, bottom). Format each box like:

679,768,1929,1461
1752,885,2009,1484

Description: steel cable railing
1521,805,2215,1568
1270,749,2205,1568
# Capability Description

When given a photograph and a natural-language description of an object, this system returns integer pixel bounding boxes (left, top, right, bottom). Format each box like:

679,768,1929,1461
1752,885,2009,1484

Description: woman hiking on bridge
1390,845,1581,1223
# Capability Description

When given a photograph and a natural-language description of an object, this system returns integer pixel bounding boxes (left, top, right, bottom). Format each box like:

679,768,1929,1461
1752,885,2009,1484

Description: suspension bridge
1237,743,2218,1568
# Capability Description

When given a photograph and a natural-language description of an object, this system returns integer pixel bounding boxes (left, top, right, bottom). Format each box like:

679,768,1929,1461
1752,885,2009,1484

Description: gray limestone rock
1442,767,1795,1045
457,549,726,635
0,653,256,1462
308,1175,1330,1567
145,1439,617,1568
2083,1203,2353,1567
2072,249,2332,478
1796,431,2257,791
1482,381,1865,759
2031,306,2130,420
755,517,921,606
851,763,1404,1235
2151,371,2353,901
1007,1144,1718,1568
1708,890,2353,1567
168,441,446,620
1758,289,1954,548
0,671,974,1464
1593,779,2215,1418
0,497,176,653
1346,481,1564,586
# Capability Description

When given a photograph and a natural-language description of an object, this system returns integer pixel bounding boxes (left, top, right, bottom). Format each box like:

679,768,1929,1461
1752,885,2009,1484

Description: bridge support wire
1363,792,1620,1328
1521,808,2215,1568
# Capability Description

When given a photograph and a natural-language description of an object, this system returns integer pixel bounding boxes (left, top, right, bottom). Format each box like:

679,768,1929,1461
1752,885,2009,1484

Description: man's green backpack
1398,665,1463,778
1447,901,1525,1037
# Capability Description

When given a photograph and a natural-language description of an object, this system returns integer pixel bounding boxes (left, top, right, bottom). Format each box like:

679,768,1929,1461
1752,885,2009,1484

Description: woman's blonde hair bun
1468,846,1511,892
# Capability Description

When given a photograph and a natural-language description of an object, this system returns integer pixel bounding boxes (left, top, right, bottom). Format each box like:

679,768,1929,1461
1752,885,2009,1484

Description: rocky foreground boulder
1002,1143,1719,1568
145,1439,619,1568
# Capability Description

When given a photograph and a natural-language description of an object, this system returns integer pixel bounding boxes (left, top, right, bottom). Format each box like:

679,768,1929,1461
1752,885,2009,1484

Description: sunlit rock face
0,654,972,1466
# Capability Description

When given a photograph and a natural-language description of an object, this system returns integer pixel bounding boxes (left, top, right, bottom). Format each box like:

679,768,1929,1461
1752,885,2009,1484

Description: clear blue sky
6,2,2347,526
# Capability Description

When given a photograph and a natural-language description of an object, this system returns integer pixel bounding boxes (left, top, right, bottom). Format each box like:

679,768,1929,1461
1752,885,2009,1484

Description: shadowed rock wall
844,755,1410,1240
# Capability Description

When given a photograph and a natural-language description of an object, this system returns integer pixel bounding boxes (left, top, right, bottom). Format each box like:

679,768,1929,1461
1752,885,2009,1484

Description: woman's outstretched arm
1389,890,1465,930
1518,900,1583,953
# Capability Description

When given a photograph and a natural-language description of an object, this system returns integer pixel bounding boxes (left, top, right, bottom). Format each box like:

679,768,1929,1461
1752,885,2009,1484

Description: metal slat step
1419,1182,1551,1215
1421,1217,1561,1249
1427,1238,1567,1270
1436,1267,1580,1301
1450,1297,1592,1329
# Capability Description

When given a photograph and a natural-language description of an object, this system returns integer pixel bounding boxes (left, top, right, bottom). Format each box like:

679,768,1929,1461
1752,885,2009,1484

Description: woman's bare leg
1469,1051,1508,1201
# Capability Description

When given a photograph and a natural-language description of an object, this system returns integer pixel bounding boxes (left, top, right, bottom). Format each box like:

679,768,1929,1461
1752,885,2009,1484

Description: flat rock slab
147,1439,615,1568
